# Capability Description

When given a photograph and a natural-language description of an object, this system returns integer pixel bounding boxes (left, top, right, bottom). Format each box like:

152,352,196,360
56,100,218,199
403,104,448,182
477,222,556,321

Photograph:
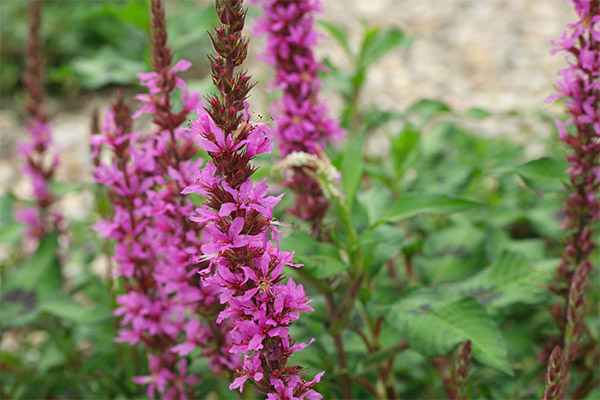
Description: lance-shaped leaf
341,131,364,210
515,157,569,192
378,193,479,225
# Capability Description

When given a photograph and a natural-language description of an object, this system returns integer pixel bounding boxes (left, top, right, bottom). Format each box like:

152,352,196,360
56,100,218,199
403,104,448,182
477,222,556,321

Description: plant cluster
1,1,598,399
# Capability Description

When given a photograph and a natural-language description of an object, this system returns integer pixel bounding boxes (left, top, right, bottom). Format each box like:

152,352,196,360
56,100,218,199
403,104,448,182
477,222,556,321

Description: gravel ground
0,0,574,198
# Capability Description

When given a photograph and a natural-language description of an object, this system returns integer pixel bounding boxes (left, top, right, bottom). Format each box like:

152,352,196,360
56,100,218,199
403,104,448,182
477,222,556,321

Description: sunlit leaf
386,295,513,375
515,157,569,192
379,193,479,224
342,131,364,210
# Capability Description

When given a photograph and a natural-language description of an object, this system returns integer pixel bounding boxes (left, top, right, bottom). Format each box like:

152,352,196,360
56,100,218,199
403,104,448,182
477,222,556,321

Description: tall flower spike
183,0,323,397
253,0,344,229
94,93,204,399
94,94,176,396
16,0,62,242
135,0,239,380
544,0,599,397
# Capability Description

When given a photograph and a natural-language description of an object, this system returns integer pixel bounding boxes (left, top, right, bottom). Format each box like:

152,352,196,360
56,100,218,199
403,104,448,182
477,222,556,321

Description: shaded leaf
0,234,61,326
359,224,404,275
71,46,146,89
357,185,393,226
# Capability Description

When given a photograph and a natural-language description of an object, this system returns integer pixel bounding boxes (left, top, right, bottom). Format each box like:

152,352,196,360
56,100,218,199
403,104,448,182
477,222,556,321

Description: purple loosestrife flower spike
93,94,187,398
94,93,215,399
183,0,323,397
139,0,240,380
253,0,344,227
544,1,599,397
16,0,63,241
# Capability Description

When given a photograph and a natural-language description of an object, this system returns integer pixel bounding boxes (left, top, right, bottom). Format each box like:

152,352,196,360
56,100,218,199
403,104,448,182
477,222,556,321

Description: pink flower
254,0,343,156
133,355,175,399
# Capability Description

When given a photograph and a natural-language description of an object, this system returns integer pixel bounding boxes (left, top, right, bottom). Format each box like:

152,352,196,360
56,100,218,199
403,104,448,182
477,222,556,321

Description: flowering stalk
93,1,242,396
544,1,599,397
93,95,194,399
135,0,239,379
254,0,343,228
16,0,62,241
183,0,322,397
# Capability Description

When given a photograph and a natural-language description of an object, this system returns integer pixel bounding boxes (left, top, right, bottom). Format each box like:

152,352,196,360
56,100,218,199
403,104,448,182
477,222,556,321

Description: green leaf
386,296,513,375
0,193,14,228
280,231,349,279
357,185,393,226
515,157,569,192
0,234,61,326
318,21,352,57
416,222,486,285
359,224,404,275
1,233,61,297
70,46,146,89
85,0,150,32
40,295,112,324
361,27,411,68
0,194,23,243
379,193,479,224
391,124,420,178
465,107,492,119
341,131,364,210
439,252,558,312
0,222,24,243
406,99,450,126
38,341,67,372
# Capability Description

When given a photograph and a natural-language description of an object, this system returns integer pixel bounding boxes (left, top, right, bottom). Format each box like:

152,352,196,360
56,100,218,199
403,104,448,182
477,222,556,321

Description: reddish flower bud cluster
16,0,63,241
182,0,322,397
449,340,472,400
543,346,567,400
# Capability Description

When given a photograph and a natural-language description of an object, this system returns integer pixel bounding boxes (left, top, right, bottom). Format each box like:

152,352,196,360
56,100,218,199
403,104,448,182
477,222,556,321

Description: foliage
0,0,216,96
